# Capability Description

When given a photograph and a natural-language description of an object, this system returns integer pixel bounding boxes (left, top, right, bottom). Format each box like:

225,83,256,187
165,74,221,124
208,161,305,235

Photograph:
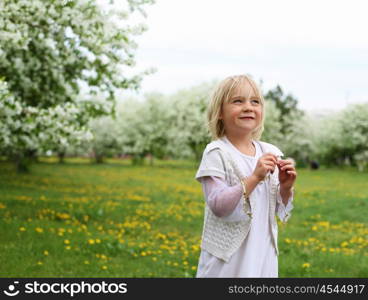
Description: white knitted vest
200,139,283,262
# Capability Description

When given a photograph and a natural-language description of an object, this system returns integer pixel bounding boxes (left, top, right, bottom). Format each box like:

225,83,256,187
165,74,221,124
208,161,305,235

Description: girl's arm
199,176,243,218
240,174,261,199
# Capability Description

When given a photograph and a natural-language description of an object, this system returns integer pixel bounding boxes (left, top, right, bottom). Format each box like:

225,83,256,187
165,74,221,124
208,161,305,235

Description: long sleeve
275,185,294,223
199,176,243,218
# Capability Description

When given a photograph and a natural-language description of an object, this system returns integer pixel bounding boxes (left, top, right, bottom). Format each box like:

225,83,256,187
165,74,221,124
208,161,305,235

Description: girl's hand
252,153,278,181
277,159,297,190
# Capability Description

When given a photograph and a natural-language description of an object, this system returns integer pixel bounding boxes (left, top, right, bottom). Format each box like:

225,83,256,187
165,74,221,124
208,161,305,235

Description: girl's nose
242,101,253,110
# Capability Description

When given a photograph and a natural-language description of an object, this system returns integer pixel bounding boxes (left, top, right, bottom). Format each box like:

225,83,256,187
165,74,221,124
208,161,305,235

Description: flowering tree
0,0,153,171
166,82,215,161
88,115,121,163
277,110,317,167
262,100,283,146
0,79,92,171
94,83,214,166
338,103,368,170
115,94,172,165
310,103,368,171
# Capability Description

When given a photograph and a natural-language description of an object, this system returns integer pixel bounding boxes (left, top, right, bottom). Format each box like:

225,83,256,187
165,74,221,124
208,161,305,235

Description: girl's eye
251,100,260,104
233,99,242,103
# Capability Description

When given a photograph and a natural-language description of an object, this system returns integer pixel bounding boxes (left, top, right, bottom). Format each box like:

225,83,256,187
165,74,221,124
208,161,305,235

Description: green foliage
264,85,304,134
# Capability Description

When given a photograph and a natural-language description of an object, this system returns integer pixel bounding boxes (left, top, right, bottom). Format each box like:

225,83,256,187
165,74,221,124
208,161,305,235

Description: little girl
195,74,297,277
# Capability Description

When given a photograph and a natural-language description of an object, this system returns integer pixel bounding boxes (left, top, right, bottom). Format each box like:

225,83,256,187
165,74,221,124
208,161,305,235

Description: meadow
0,158,367,277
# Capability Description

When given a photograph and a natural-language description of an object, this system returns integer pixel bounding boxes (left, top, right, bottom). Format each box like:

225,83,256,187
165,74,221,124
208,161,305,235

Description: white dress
196,136,294,277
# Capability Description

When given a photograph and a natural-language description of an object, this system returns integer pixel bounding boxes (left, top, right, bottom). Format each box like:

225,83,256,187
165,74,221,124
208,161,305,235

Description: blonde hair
207,74,266,141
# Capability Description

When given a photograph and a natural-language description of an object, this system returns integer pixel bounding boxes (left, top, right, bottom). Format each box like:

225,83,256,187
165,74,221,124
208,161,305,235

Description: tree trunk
58,152,65,164
132,154,144,166
95,154,104,164
13,154,30,173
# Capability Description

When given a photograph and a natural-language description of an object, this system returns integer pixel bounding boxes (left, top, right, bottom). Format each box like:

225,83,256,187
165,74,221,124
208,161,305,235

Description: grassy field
0,158,367,277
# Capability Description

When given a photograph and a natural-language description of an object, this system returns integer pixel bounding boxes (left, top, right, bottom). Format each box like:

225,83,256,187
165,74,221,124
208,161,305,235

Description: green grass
0,158,367,277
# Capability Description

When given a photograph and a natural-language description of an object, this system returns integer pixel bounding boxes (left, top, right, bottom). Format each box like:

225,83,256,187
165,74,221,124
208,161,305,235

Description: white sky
127,0,368,113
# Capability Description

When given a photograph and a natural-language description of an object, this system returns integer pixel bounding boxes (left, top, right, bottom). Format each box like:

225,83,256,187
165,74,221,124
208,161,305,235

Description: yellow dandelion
191,266,197,271
141,251,147,257
284,238,291,244
84,260,90,265
152,257,157,262
311,226,318,231
43,250,49,256
101,265,107,270
88,239,95,245
65,246,71,250
35,227,43,233
64,239,70,245
95,239,101,244
37,261,43,265
302,263,310,268
19,227,26,232
341,241,349,247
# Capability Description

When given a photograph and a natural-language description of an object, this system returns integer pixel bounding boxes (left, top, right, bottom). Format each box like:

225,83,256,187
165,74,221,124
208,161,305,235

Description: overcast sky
127,0,368,113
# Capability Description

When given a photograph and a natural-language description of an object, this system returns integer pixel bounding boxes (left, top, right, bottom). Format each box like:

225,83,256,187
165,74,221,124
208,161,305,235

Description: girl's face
219,81,262,136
